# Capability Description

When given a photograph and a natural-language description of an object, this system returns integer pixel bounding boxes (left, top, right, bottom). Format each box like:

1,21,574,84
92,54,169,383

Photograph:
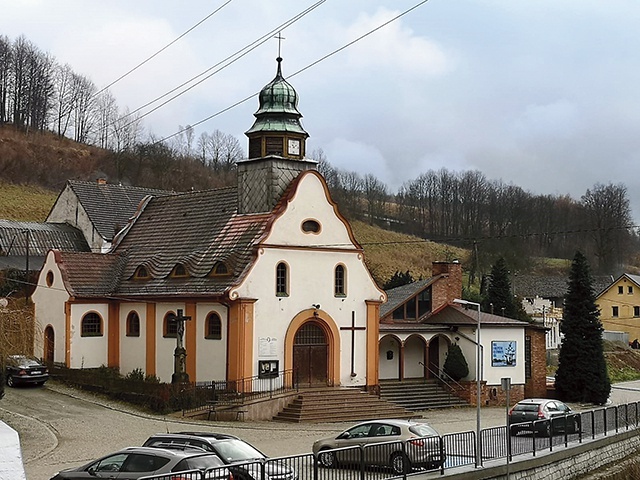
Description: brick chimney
431,261,463,311
97,178,107,185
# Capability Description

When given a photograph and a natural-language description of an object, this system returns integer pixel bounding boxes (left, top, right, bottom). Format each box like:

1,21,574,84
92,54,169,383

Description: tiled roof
596,273,640,297
380,305,530,332
0,220,90,256
56,251,127,297
380,277,436,318
513,274,614,299
101,187,271,297
64,180,172,241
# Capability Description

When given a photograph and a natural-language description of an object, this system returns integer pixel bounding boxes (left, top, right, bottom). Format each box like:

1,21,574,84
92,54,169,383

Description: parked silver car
312,419,445,474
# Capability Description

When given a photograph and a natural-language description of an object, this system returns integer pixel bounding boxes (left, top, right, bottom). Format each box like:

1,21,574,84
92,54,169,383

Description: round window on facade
301,219,321,234
46,271,54,287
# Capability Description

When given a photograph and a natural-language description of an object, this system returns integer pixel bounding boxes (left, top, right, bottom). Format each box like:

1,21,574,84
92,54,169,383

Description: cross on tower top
274,31,285,59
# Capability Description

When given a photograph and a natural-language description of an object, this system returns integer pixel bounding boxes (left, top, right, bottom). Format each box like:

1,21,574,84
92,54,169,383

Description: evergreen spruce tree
482,257,518,317
555,251,611,404
383,270,415,290
443,343,469,381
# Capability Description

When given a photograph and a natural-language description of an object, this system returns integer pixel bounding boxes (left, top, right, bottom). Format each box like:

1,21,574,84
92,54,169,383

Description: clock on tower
288,138,300,156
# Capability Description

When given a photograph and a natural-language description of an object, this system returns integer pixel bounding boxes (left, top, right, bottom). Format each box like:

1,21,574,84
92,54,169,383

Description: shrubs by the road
50,364,206,414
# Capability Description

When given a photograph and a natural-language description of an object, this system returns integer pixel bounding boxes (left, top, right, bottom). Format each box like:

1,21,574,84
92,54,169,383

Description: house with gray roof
379,262,547,404
0,220,89,272
46,179,171,253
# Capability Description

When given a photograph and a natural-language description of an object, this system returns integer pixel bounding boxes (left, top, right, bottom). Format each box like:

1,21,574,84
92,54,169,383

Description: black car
143,432,297,480
49,446,232,479
509,398,581,436
5,355,49,387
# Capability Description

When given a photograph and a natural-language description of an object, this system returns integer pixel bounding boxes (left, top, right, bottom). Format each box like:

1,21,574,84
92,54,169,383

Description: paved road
2,381,640,480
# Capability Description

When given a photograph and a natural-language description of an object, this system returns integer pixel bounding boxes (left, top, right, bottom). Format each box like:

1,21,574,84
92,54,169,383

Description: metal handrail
419,361,466,399
183,368,299,415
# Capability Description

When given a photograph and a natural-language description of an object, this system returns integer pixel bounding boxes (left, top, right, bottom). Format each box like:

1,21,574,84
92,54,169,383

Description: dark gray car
143,432,297,480
509,398,581,436
5,355,49,387
49,446,231,479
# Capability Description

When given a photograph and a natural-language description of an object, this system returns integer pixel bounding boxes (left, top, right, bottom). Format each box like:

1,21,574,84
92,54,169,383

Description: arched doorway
293,322,328,386
379,335,401,380
44,326,54,364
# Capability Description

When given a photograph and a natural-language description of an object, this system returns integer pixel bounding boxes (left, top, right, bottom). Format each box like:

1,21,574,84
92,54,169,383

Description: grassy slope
351,220,469,285
0,181,58,221
0,184,469,285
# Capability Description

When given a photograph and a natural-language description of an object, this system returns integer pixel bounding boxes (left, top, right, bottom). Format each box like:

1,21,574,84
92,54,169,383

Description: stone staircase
272,387,417,423
379,378,469,411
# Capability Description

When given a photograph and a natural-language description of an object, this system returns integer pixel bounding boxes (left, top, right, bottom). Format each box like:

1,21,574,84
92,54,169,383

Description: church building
32,57,386,388
31,58,545,405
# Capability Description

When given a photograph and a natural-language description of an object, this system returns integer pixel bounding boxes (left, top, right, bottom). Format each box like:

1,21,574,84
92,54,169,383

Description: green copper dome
245,57,309,136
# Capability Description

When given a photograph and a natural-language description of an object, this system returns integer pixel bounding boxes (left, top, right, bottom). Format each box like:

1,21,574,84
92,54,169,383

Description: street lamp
453,298,482,468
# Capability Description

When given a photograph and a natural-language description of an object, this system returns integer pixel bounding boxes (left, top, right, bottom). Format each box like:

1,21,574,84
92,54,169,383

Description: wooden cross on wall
340,311,365,377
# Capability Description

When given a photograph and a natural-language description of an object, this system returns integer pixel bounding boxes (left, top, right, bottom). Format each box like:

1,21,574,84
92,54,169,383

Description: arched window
334,264,346,297
276,262,289,296
171,264,188,277
81,312,103,337
205,312,222,340
134,265,150,279
126,311,140,337
163,311,178,338
211,262,228,276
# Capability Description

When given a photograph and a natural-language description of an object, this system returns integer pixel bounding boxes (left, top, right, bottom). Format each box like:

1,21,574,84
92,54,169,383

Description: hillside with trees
1,32,639,280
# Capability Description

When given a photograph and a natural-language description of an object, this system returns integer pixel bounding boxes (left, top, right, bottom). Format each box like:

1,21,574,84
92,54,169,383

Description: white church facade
32,57,385,388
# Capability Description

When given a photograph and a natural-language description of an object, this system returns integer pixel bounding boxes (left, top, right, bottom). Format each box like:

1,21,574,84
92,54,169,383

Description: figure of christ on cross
172,308,191,384
340,311,366,378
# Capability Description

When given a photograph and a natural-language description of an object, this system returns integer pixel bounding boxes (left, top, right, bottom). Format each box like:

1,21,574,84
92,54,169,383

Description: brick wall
431,261,463,311
451,380,525,407
525,326,548,398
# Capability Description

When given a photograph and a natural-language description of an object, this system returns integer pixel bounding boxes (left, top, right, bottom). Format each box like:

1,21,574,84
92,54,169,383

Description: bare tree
93,90,118,148
0,35,12,124
51,63,77,136
581,182,633,273
72,73,97,143
111,107,142,153
362,173,388,225
196,129,243,171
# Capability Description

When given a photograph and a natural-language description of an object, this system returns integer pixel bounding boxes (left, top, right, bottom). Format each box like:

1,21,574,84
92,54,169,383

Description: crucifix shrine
171,308,191,384
340,311,366,377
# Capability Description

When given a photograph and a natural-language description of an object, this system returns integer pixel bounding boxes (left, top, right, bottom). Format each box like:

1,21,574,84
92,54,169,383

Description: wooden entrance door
293,322,328,386
44,326,54,364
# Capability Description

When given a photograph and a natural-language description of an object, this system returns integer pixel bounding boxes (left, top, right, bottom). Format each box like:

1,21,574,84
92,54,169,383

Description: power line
93,0,234,99
153,0,432,144
2,223,638,251
112,0,327,135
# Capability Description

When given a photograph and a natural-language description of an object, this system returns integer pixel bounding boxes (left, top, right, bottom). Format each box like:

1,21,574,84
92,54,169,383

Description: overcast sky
5,0,640,221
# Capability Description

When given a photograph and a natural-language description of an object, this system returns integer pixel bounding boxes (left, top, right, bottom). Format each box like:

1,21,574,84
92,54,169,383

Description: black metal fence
181,369,299,415
140,401,640,480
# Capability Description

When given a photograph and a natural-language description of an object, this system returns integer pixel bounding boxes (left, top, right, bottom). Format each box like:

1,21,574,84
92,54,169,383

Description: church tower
237,57,316,214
